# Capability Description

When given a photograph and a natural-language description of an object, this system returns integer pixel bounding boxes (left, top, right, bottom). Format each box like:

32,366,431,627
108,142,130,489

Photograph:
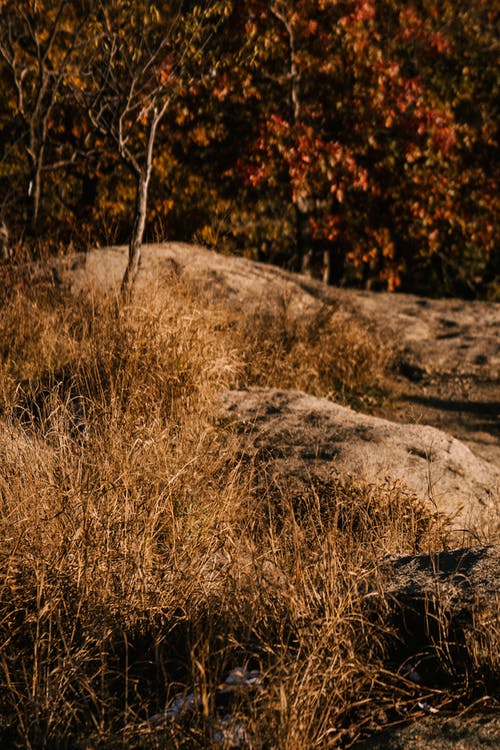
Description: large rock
53,242,499,462
357,546,500,749
378,545,500,649
59,242,500,379
220,388,500,538
354,713,500,749
50,242,499,462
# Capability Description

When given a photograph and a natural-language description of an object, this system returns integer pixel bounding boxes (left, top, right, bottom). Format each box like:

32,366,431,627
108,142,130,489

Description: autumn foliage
0,0,498,297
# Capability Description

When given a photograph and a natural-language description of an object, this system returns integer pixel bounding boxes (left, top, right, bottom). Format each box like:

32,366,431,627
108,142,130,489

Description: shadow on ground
403,394,500,438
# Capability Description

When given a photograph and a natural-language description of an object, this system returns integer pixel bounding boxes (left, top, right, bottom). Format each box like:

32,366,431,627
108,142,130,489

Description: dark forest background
0,0,498,298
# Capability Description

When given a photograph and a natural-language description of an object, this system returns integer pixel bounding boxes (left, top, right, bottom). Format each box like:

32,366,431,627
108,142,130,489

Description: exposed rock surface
354,546,500,750
357,546,500,749
354,713,500,750
47,242,499,532
220,387,499,538
51,241,499,385
57,243,500,382
380,544,500,604
54,242,500,464
378,545,500,662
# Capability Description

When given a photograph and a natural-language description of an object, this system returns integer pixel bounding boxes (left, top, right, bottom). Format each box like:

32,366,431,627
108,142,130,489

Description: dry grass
231,295,392,409
0,274,496,748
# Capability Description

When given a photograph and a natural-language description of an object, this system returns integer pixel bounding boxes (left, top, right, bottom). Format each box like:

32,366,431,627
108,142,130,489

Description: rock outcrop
53,242,500,380
54,242,500,463
47,242,499,533
356,545,500,748
221,387,499,538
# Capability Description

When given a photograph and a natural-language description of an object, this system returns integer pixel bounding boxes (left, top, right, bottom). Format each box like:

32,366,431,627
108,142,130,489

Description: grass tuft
0,273,496,748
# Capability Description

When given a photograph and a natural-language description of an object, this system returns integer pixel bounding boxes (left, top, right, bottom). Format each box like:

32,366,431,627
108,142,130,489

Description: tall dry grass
0,274,496,748
231,295,392,409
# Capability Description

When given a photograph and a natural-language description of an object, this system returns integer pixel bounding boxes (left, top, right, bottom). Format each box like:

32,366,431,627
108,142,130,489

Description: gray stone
220,387,500,538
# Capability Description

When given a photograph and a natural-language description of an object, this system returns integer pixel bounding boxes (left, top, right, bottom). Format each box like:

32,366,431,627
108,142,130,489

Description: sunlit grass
0,273,496,748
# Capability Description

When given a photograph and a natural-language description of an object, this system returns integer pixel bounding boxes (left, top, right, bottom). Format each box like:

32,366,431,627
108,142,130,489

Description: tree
0,0,88,238
0,0,495,297
375,0,498,295
229,0,468,291
74,0,228,293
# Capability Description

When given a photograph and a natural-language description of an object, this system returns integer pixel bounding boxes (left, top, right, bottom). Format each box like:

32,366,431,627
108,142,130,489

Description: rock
54,243,500,464
354,546,500,749
220,388,500,538
353,712,500,749
61,242,500,381
380,545,500,606
50,242,500,525
377,546,500,670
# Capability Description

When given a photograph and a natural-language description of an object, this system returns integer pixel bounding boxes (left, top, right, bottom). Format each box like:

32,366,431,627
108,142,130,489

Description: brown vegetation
0,275,497,748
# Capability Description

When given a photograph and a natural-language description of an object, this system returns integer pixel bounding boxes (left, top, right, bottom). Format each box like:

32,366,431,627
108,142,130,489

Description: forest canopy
0,0,498,297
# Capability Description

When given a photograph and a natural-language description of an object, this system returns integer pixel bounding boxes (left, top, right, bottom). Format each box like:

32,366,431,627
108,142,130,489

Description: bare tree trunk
27,151,43,236
0,221,10,261
323,247,345,285
295,200,312,274
121,172,149,294
323,249,333,285
121,108,159,294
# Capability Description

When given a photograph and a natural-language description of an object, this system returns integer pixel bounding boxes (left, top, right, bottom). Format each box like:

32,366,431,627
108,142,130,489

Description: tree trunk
323,249,333,285
27,152,43,236
295,200,313,275
121,107,161,295
323,248,345,286
481,245,500,290
122,171,149,294
0,221,10,261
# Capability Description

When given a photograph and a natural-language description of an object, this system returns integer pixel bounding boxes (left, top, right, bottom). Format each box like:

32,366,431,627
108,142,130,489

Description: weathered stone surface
355,546,500,749
380,545,500,606
56,242,500,382
41,240,500,533
354,713,500,750
220,388,499,538
54,242,500,464
50,242,500,529
378,546,500,656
